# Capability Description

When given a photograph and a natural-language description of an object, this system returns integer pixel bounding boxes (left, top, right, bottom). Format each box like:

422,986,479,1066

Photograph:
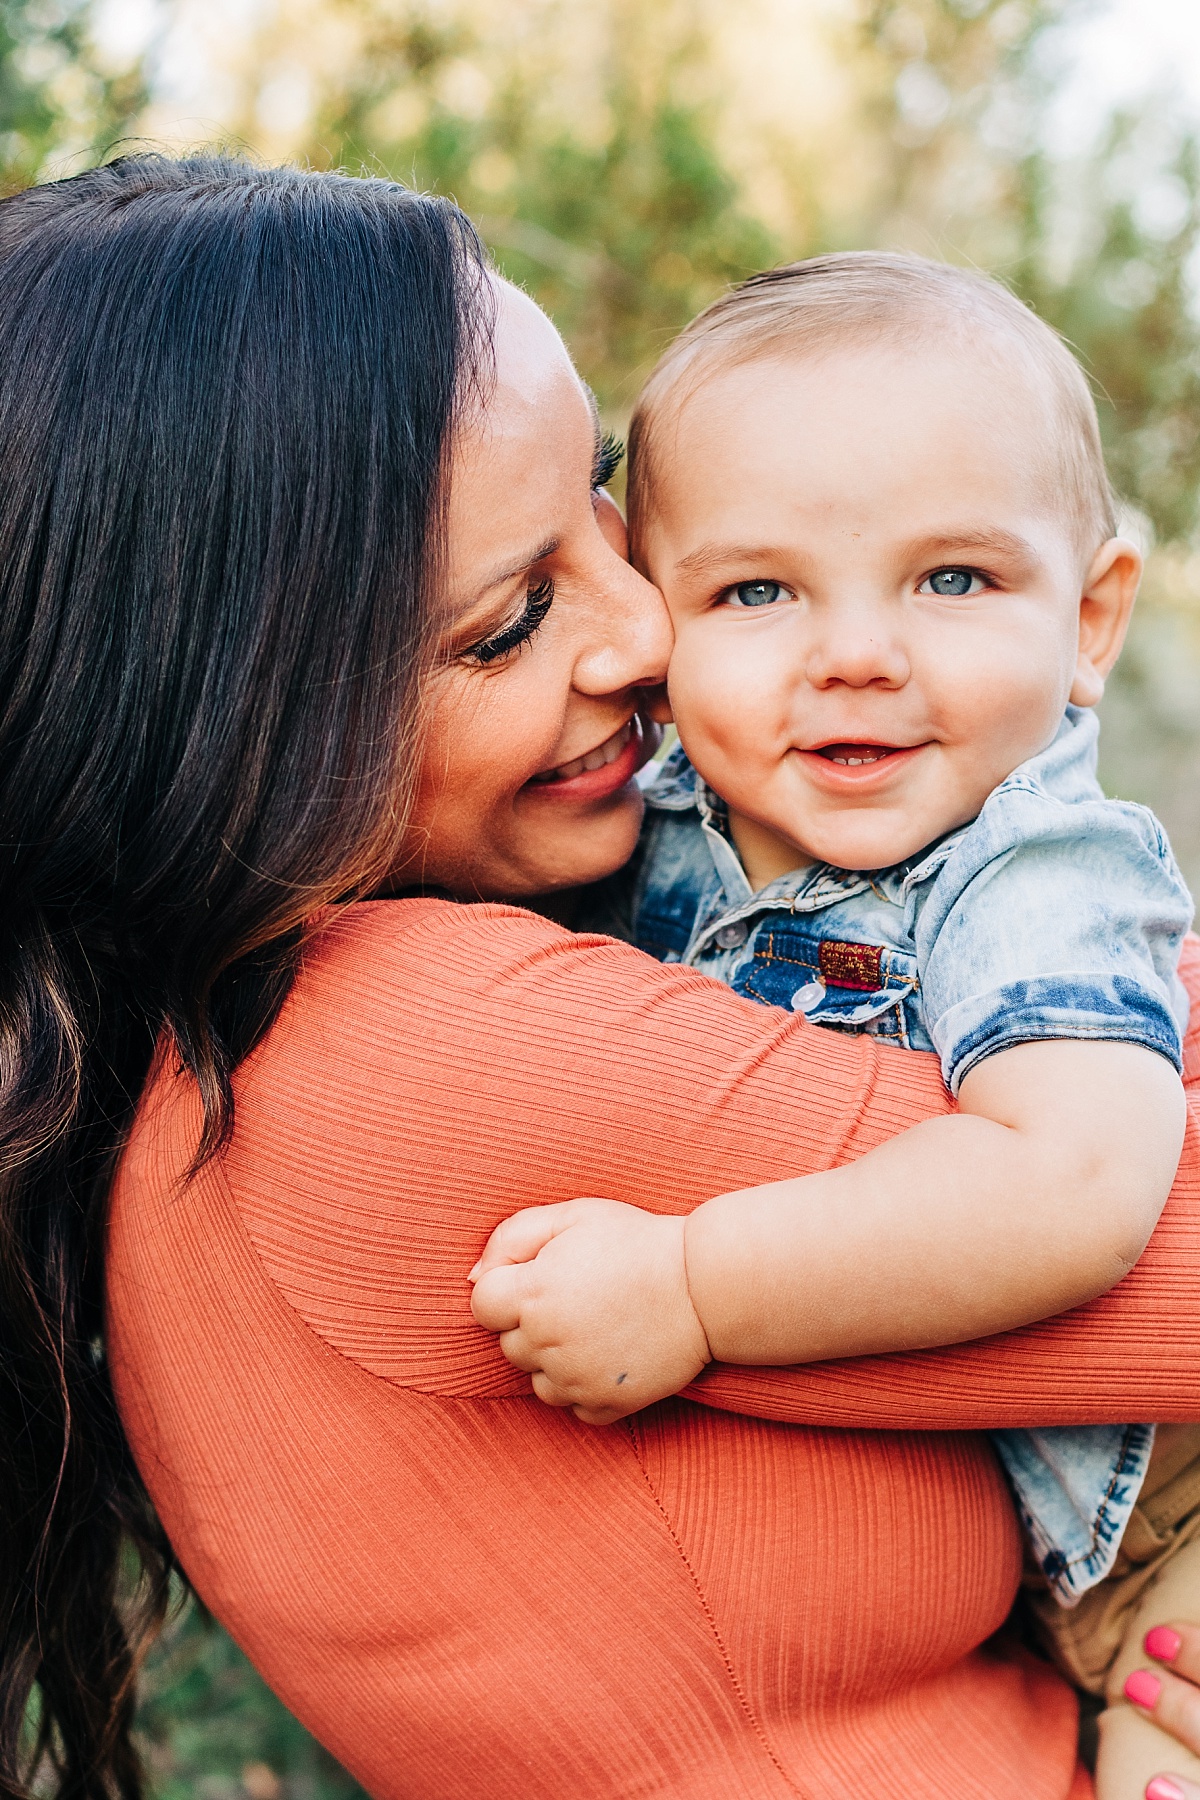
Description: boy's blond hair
627,252,1117,558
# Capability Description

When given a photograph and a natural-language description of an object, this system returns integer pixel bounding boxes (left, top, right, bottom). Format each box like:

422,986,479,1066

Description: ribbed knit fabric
107,904,1200,1799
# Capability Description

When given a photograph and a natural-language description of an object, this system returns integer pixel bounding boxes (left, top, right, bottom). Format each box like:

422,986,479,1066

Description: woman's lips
795,741,927,789
524,716,648,802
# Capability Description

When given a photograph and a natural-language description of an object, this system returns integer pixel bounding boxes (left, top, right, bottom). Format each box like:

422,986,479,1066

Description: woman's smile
525,714,652,802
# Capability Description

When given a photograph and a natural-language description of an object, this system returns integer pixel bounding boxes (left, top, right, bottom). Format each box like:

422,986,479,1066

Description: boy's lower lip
522,716,649,803
793,742,927,789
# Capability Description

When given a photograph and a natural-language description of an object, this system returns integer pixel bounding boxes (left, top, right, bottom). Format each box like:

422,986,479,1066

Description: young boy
470,254,1197,1796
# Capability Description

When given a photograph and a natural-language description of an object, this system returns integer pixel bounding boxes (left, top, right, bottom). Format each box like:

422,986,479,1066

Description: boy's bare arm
685,1038,1183,1364
470,1039,1184,1423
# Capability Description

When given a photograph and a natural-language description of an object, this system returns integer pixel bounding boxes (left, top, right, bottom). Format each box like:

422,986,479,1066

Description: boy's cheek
667,656,775,779
668,618,785,723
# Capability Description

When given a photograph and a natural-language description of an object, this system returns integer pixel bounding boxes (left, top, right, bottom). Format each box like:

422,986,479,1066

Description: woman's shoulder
295,894,684,1005
301,895,590,987
277,894,756,1072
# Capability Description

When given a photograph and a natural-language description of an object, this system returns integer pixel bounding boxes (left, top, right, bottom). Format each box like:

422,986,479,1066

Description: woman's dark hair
0,154,491,1798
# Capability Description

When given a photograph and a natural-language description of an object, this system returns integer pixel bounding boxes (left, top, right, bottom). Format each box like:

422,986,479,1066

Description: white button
714,920,749,949
790,981,825,1013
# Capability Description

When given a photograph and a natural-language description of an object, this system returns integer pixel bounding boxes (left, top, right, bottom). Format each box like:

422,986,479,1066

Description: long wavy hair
0,154,491,1799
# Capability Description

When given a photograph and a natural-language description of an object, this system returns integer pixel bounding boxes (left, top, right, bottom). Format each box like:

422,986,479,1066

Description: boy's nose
805,609,910,690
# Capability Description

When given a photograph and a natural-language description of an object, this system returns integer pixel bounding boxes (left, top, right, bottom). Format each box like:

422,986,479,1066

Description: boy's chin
803,820,940,873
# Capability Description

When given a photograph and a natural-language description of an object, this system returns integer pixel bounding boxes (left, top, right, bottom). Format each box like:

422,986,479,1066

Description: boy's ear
1070,537,1142,708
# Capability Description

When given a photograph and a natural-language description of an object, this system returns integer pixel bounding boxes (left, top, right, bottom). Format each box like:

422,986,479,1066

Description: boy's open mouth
812,743,901,766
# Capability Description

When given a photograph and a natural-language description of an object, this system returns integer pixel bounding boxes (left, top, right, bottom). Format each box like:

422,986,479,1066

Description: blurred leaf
0,0,149,191
136,1594,368,1800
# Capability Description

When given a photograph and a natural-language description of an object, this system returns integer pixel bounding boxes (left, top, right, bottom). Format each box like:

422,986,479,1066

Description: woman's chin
505,786,646,896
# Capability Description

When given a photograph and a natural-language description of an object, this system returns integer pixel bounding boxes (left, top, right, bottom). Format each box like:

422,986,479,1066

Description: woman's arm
224,900,1200,1429
470,1038,1182,1422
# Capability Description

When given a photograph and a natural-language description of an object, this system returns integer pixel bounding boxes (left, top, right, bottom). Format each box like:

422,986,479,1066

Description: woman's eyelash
464,577,555,665
592,431,624,490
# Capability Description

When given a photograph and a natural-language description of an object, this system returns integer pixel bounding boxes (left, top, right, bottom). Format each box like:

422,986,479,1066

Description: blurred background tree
0,0,146,190
5,1,1200,1794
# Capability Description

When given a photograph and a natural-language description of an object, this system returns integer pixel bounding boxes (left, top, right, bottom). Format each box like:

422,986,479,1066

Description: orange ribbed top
107,903,1200,1799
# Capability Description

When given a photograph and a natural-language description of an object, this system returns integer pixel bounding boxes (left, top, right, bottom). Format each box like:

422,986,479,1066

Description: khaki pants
1025,1424,1200,1799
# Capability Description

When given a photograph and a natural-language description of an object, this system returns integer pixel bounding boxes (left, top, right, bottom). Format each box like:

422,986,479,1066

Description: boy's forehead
645,339,1065,543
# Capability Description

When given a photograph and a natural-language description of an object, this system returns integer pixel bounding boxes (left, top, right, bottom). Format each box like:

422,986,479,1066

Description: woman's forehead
484,278,579,409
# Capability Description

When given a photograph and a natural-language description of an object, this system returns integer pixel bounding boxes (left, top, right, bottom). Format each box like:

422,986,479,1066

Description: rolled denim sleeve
911,784,1193,1094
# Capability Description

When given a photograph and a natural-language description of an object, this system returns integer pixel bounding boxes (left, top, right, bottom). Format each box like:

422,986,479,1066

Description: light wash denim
590,706,1193,1603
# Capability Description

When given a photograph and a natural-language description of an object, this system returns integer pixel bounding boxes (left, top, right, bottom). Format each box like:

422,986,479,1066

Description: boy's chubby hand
469,1199,711,1424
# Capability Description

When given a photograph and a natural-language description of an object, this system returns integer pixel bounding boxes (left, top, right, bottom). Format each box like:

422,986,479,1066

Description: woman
3,154,1200,1800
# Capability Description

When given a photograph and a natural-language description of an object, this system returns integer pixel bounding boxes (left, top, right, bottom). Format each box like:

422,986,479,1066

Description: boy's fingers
1147,1623,1200,1689
469,1264,526,1332
529,1370,575,1408
571,1401,628,1427
471,1204,571,1280
498,1328,552,1375
1125,1665,1200,1756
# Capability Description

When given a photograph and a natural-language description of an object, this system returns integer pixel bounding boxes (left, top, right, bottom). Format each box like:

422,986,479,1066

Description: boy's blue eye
725,580,787,608
920,567,984,598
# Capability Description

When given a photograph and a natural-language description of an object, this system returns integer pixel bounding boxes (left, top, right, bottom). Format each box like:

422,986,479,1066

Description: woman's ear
1070,537,1142,708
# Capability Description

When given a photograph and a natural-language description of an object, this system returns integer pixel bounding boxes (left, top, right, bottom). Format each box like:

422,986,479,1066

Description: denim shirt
590,707,1193,1604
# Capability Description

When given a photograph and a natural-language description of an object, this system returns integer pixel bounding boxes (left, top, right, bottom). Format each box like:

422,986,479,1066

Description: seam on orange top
624,1417,806,1797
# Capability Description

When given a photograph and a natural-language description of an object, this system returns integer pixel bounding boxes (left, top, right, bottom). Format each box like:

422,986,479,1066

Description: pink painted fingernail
1145,1780,1186,1800
1124,1669,1162,1709
1146,1626,1184,1663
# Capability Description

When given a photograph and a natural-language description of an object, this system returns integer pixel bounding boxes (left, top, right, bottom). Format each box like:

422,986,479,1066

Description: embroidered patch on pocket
819,939,884,991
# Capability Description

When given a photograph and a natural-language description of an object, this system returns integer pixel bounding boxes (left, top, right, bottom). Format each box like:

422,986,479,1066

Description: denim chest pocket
729,924,921,1046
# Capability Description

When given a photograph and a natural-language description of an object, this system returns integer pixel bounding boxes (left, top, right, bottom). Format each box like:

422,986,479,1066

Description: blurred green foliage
0,0,145,192
310,2,777,403
294,0,1200,552
3,1,1200,1793
135,1596,368,1800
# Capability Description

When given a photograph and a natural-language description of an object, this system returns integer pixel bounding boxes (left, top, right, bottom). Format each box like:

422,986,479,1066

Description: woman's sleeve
225,901,1200,1431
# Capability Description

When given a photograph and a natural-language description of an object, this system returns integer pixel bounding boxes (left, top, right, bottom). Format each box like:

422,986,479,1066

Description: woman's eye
919,567,986,598
723,580,789,609
463,577,555,666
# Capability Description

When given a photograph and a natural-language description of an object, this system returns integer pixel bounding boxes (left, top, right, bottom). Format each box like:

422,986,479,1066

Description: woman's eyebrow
470,538,560,602
583,382,602,444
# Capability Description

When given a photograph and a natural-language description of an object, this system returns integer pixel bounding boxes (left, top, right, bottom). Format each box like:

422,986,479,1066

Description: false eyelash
466,577,555,665
592,431,624,490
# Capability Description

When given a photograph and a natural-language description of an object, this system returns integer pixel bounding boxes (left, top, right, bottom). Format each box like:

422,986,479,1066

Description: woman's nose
804,600,910,691
573,551,673,697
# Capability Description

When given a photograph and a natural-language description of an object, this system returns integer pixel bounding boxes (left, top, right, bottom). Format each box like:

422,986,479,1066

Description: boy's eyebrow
909,527,1040,564
673,527,1041,578
674,542,789,576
